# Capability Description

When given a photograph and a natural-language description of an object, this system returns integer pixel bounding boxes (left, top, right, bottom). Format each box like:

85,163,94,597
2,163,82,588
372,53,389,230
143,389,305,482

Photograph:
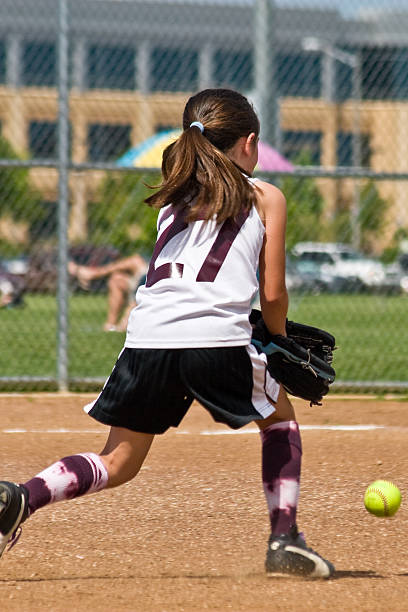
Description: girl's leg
256,386,301,535
257,387,335,577
0,427,153,555
99,426,154,488
22,427,154,515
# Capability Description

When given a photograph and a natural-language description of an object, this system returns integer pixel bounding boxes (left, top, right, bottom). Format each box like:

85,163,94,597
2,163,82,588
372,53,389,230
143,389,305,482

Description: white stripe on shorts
246,343,280,419
83,348,125,415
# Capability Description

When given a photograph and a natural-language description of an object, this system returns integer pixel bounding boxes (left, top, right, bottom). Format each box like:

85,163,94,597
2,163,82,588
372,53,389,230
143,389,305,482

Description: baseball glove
250,309,336,406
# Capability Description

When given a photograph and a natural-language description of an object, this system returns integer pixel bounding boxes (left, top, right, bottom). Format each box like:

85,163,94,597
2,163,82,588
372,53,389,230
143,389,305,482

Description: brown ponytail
145,89,260,223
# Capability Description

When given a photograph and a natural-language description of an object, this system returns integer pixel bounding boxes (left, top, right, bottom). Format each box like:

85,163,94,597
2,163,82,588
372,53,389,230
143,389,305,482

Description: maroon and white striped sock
260,420,302,535
22,452,109,515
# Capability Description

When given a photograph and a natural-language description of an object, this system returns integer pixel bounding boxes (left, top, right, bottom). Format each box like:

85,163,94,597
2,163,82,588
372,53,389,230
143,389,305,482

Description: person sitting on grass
69,253,148,332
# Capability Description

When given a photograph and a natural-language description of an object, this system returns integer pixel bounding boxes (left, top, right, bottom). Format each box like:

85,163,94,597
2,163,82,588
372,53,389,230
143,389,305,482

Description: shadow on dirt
333,570,384,579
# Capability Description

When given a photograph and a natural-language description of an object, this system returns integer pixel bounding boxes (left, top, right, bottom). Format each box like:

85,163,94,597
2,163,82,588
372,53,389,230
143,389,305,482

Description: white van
291,242,386,288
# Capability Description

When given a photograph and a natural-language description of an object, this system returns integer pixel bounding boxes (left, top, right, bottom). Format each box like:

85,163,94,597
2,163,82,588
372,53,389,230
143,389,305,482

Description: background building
0,0,408,244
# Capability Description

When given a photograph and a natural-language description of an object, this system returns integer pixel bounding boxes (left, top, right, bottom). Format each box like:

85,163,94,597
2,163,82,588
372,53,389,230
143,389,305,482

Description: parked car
285,257,304,293
398,253,408,273
382,262,408,294
291,242,386,291
292,258,364,294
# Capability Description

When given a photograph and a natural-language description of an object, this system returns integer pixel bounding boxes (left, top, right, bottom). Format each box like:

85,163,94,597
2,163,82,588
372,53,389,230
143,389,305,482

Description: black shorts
85,346,280,434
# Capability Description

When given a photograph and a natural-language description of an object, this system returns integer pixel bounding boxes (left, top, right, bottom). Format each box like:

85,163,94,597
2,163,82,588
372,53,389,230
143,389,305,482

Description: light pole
302,37,362,250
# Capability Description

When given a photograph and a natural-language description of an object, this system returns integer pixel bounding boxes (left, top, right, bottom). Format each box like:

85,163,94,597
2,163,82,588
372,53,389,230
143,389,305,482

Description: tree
329,180,389,253
358,180,389,253
87,171,160,257
279,151,325,249
0,136,44,256
380,227,408,264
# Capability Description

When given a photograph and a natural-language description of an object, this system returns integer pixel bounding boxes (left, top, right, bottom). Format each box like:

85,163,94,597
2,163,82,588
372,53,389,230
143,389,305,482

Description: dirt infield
0,393,407,611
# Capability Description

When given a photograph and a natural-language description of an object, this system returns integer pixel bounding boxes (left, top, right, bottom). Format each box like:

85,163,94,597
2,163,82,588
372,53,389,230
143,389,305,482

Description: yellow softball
364,480,402,517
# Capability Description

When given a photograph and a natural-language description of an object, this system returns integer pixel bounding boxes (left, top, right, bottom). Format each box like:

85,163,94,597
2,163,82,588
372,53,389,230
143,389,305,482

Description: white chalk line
1,428,105,434
182,425,388,435
0,424,399,435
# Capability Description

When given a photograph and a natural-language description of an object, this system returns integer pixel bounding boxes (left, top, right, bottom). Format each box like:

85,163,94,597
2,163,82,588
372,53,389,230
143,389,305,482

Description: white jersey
125,188,265,348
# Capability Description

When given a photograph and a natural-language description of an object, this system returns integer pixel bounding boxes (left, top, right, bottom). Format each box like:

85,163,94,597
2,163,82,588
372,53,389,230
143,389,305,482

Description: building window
335,59,353,102
337,132,371,167
22,42,56,87
151,47,198,92
333,45,408,102
277,53,321,98
0,40,5,84
282,130,321,165
362,46,408,100
392,48,408,100
88,124,131,162
88,45,135,90
29,121,57,158
362,46,394,100
214,50,253,91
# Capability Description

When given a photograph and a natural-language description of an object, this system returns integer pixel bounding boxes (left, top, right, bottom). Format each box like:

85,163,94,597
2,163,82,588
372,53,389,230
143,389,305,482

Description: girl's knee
257,386,296,430
100,452,140,487
99,427,154,487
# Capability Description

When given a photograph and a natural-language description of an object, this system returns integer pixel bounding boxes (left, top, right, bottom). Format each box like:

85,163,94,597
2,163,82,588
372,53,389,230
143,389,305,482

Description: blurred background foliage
0,136,44,257
87,171,160,257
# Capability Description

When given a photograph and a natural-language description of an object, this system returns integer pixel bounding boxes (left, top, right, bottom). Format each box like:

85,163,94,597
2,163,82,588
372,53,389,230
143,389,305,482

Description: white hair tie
189,121,204,133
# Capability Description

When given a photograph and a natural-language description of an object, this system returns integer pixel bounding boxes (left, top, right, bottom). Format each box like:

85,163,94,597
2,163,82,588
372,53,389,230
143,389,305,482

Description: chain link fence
0,0,408,392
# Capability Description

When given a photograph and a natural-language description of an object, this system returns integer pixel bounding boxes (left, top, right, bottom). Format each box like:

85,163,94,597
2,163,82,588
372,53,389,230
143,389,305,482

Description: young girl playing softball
0,88,334,578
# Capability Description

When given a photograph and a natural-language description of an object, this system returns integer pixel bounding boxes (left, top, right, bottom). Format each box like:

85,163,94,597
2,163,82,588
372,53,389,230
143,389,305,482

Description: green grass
0,294,124,381
1,292,407,386
288,293,408,382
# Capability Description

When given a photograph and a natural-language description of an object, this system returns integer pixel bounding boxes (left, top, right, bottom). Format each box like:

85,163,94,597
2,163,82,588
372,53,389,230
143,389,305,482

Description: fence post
57,0,70,391
254,0,280,149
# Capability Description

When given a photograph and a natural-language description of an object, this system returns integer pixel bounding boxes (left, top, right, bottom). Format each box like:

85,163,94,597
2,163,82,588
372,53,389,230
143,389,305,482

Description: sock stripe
23,452,109,515
77,452,108,493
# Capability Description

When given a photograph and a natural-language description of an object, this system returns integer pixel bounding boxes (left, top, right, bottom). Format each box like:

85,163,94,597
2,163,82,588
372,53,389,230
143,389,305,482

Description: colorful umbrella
117,129,293,172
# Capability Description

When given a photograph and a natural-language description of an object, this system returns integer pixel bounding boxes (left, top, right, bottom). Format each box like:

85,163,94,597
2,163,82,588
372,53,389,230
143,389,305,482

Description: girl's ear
244,132,258,154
